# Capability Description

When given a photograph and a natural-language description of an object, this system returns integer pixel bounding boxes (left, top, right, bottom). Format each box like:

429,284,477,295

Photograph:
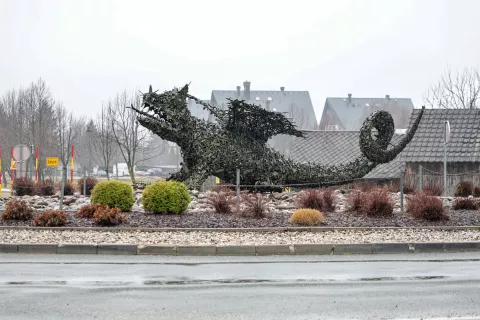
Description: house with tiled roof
289,130,406,181
319,94,414,131
210,81,318,130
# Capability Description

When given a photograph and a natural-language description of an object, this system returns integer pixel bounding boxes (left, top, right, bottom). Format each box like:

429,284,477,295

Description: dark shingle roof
323,97,414,130
211,90,317,129
290,130,405,180
402,108,480,162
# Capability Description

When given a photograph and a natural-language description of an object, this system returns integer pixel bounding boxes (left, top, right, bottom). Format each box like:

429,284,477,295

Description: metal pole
444,121,447,197
83,166,87,196
60,166,66,210
236,168,240,198
419,165,423,192
400,173,404,213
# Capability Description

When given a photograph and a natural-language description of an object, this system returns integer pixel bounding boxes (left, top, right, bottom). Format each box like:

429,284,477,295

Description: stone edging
1,242,480,256
1,225,480,232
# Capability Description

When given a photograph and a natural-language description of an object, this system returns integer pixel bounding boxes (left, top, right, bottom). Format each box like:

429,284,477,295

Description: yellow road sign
11,161,17,170
46,157,59,167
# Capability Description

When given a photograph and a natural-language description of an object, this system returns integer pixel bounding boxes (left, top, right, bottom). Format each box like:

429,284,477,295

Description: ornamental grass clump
290,209,324,226
207,192,236,214
296,189,323,211
239,193,271,218
407,192,448,221
454,181,474,197
452,198,478,210
361,190,394,217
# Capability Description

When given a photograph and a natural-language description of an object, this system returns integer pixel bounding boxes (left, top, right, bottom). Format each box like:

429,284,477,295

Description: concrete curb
1,242,480,255
1,225,480,233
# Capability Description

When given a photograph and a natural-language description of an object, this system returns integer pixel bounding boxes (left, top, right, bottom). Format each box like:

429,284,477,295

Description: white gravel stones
0,229,479,245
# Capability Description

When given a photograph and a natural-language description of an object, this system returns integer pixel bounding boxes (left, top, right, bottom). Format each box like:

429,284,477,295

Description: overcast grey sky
1,0,480,120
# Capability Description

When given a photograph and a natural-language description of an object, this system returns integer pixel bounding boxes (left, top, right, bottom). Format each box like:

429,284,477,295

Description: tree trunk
129,167,136,183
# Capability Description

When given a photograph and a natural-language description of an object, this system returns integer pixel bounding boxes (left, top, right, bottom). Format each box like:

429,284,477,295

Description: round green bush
91,181,135,212
142,181,190,214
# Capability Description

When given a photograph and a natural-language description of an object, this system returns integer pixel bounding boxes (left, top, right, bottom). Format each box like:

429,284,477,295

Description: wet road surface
0,253,479,319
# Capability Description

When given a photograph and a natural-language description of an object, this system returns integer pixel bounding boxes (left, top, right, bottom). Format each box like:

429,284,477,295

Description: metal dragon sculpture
131,85,424,188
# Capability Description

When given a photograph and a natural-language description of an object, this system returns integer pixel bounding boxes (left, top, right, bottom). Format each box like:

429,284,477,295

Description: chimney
243,81,251,100
386,94,390,100
265,100,271,111
280,86,285,92
236,86,241,97
348,93,352,102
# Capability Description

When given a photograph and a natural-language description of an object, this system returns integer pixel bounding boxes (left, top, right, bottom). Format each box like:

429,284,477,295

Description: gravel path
1,229,480,245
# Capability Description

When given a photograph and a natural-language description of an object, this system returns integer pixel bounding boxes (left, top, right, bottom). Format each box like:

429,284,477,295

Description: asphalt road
0,253,480,320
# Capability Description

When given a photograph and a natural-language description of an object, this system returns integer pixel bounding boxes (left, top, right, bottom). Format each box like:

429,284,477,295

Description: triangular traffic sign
11,162,17,169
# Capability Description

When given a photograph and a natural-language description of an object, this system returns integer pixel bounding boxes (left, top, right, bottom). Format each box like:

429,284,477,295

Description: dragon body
131,85,424,188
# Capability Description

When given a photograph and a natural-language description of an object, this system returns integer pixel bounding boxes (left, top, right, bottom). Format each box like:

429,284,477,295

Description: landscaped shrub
362,190,394,217
142,181,190,214
321,188,336,212
296,189,323,211
346,191,367,212
61,182,75,196
77,177,98,196
91,180,135,212
93,205,126,226
423,178,444,196
407,192,448,221
12,177,35,196
1,199,34,221
75,204,101,218
34,179,55,196
454,180,474,197
385,180,400,193
352,181,376,192
207,193,236,214
34,210,67,227
290,209,324,226
452,197,478,210
240,193,270,218
474,186,480,198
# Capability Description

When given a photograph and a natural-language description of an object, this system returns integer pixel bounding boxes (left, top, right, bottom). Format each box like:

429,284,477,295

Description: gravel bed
0,229,480,245
1,209,480,228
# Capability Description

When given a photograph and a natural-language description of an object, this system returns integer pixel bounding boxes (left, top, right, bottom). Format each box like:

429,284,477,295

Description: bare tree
91,104,118,179
425,67,480,109
54,105,84,174
108,90,158,183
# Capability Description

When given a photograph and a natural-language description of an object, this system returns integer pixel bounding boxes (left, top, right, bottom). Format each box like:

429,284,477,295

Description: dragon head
133,84,193,143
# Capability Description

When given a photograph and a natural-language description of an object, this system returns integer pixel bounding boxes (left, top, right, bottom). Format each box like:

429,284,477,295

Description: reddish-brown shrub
92,205,126,226
321,188,336,212
454,181,474,197
474,186,480,198
34,210,67,227
62,182,75,196
240,193,270,218
346,191,367,212
407,192,448,221
296,189,323,211
385,181,400,193
207,193,236,214
34,179,55,196
452,198,478,210
12,177,35,196
75,204,101,218
1,199,34,221
422,178,444,196
362,190,394,217
352,181,376,192
77,177,98,196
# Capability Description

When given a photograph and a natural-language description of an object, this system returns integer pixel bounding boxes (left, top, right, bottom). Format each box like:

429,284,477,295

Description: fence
405,166,480,197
